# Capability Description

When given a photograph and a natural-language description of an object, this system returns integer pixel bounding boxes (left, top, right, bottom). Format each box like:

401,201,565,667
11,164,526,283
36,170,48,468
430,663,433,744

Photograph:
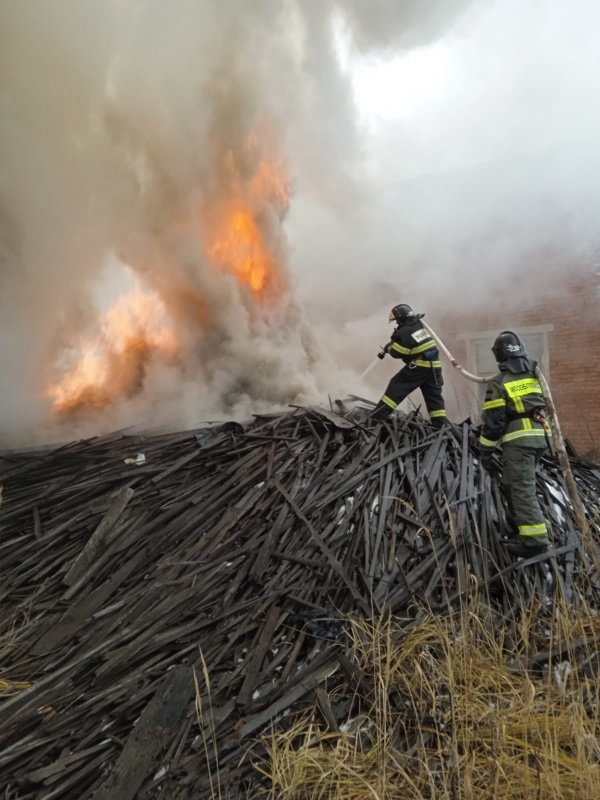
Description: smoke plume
0,0,474,444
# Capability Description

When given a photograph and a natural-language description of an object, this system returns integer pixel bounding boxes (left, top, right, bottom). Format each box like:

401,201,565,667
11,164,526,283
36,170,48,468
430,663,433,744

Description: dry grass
259,602,600,799
0,595,39,697
193,647,223,800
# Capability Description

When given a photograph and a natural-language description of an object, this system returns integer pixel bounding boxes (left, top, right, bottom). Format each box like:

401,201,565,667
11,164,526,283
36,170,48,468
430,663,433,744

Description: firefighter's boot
505,536,549,558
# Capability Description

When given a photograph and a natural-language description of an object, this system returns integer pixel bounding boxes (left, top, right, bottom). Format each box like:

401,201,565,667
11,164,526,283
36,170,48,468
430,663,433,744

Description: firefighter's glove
480,452,496,473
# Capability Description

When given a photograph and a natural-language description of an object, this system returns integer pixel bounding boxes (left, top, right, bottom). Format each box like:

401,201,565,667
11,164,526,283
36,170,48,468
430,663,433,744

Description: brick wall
439,270,600,455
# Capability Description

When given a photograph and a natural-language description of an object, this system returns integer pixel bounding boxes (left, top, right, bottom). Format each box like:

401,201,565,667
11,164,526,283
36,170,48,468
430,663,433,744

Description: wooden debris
0,404,598,798
92,666,193,800
63,485,134,592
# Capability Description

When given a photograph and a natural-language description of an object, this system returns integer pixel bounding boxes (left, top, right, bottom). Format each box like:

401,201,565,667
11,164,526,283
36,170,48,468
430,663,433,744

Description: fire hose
361,322,591,546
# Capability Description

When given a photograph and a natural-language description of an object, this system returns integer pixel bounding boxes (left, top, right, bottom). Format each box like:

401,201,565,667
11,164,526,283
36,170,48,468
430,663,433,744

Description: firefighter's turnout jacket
479,366,549,451
375,320,446,425
386,320,442,369
480,364,551,544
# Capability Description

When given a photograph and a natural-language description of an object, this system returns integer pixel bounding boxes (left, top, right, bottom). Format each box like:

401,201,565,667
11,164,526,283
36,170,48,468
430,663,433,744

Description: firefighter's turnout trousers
374,363,446,427
502,442,549,547
480,368,550,550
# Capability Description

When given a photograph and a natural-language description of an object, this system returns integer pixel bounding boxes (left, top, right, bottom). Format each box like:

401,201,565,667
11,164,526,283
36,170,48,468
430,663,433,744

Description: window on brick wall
459,325,554,419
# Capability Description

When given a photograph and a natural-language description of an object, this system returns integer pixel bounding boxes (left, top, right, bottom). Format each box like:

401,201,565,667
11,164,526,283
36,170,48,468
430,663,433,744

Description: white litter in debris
340,716,370,734
252,689,261,700
271,648,279,655
256,482,265,488
371,497,379,513
545,481,569,523
124,453,146,465
153,767,167,782
554,660,572,693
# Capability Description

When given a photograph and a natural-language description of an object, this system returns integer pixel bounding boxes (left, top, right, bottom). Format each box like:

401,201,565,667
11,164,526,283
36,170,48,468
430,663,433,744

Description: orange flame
207,206,276,294
46,133,290,416
47,286,178,414
205,151,290,297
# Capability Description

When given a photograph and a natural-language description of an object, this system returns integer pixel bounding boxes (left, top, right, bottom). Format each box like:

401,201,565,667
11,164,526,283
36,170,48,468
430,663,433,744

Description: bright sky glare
350,44,454,122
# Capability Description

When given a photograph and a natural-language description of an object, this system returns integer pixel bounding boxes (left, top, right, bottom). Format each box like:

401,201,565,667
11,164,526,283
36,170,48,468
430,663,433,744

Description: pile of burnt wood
1,404,599,798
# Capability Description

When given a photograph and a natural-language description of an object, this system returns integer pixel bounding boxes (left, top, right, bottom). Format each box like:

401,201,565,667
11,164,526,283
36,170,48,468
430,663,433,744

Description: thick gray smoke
287,0,600,423
293,0,600,322
0,0,473,444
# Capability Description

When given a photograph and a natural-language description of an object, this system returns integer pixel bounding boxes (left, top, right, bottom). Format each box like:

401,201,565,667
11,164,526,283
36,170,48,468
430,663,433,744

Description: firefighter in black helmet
480,331,551,557
373,304,447,427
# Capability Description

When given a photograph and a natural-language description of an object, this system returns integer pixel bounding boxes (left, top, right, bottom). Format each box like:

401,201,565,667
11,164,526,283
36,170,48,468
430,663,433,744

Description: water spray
359,346,387,380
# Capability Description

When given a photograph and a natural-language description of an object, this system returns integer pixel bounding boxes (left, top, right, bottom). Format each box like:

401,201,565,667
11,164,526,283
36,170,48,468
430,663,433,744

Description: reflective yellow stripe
390,342,411,355
429,409,446,418
479,436,498,448
412,360,442,368
504,378,543,398
519,522,547,537
483,398,506,410
514,396,525,413
501,429,547,443
381,395,397,409
410,339,437,354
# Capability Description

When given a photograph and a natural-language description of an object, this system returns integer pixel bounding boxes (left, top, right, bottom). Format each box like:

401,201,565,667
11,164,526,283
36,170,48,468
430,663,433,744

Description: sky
352,0,600,176
292,0,600,292
0,0,598,443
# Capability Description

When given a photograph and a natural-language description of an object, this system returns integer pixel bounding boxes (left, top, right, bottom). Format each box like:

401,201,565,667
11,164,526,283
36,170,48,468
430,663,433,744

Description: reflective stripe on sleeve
390,340,437,356
390,342,411,355
479,436,498,448
429,409,446,418
483,398,506,410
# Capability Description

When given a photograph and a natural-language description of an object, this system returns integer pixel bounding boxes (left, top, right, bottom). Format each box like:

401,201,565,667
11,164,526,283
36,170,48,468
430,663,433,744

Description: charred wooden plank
63,486,135,592
237,605,282,707
91,666,194,800
235,658,339,740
